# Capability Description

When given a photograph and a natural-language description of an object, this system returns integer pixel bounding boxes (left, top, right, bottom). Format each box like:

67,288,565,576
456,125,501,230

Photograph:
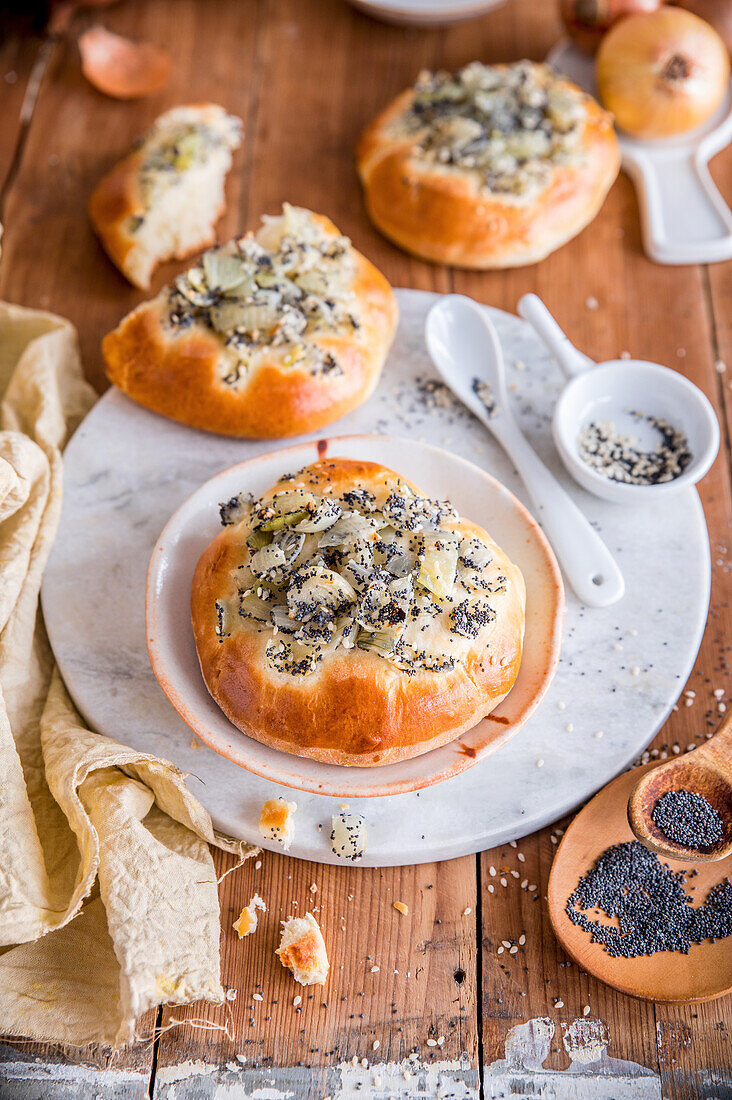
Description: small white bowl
346,0,506,26
553,359,720,505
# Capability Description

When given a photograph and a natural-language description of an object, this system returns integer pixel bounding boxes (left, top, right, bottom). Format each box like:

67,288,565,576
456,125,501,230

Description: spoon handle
493,417,625,608
698,710,732,786
517,294,595,379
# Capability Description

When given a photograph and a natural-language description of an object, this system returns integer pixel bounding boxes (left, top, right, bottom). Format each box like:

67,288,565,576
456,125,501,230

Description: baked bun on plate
90,104,242,289
191,458,525,767
103,205,398,438
357,60,620,268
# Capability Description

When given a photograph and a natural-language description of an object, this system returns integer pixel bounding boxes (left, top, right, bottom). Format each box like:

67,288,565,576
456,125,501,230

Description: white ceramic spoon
425,294,625,608
517,294,720,506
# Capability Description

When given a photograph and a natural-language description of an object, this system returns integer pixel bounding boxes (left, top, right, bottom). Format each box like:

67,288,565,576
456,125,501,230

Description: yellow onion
596,7,731,137
560,0,661,55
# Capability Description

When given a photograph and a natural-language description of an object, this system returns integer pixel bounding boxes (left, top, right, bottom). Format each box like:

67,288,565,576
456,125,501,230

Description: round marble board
42,290,710,867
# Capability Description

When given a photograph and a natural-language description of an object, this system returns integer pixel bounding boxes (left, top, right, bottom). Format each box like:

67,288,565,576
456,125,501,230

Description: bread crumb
276,912,329,986
330,809,367,862
233,893,266,938
393,901,409,915
259,797,297,849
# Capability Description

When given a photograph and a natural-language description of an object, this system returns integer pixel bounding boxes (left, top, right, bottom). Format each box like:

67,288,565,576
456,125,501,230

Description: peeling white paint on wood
484,1017,662,1100
334,1054,478,1097
152,1057,478,1099
0,1059,146,1099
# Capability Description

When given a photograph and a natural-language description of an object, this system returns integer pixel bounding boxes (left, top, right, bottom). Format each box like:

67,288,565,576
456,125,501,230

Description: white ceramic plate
146,434,563,798
346,0,505,26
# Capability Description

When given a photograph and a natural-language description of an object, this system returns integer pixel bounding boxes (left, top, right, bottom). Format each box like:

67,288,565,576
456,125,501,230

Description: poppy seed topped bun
103,205,398,438
191,458,525,766
357,60,620,268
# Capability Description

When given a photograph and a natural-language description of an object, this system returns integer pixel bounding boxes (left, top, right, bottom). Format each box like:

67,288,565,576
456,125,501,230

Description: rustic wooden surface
0,0,730,1096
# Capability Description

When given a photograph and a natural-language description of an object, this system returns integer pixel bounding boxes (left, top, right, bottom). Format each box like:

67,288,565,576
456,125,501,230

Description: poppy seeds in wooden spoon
651,789,724,852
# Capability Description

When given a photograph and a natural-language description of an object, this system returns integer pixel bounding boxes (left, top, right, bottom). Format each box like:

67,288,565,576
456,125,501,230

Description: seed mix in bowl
577,411,692,486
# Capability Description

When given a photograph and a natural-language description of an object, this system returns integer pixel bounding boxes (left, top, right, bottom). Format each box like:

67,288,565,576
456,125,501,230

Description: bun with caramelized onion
191,458,525,766
357,60,620,268
103,205,398,438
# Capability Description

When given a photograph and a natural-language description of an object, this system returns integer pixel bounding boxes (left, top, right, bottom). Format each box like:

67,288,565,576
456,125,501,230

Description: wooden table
0,1,730,1096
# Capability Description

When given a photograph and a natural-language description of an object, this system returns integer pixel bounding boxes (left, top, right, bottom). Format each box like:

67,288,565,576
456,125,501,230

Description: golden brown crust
191,458,525,767
356,81,621,268
102,215,398,438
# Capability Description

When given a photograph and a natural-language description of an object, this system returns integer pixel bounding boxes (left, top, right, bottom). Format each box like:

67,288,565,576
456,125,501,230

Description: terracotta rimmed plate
548,761,732,1003
146,434,563,797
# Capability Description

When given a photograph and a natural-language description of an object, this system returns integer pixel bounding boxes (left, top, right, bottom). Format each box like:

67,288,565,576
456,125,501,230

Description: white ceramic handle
517,295,595,379
627,150,732,265
492,416,625,608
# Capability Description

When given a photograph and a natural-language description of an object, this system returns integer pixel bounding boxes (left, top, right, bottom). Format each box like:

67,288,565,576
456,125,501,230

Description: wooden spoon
627,711,732,862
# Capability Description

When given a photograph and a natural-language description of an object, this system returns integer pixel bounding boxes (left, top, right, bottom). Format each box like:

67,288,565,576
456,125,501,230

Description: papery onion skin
596,7,731,138
560,0,662,55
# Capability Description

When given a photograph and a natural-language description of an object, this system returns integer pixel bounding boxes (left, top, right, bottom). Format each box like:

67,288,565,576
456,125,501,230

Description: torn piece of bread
276,913,329,986
259,798,297,850
233,893,266,938
89,103,242,289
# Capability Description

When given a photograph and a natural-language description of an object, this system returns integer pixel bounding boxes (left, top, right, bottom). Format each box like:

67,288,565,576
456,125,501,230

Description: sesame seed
519,934,526,945
373,1040,380,1051
293,996,301,1007
426,1038,437,1047
463,907,472,916
631,666,640,676
583,1005,591,1016
536,758,545,768
594,730,604,739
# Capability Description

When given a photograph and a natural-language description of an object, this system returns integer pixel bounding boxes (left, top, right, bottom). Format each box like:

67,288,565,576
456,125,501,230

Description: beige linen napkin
0,302,255,1048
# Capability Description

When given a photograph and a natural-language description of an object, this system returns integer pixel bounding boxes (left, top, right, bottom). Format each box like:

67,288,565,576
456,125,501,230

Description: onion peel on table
79,25,171,99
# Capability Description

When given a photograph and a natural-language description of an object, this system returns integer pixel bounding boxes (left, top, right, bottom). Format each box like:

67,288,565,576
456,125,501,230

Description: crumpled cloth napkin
0,301,255,1048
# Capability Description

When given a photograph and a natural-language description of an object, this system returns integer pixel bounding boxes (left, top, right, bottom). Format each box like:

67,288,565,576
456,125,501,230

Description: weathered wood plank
446,1,732,1094
152,851,478,1090
148,0,479,1085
